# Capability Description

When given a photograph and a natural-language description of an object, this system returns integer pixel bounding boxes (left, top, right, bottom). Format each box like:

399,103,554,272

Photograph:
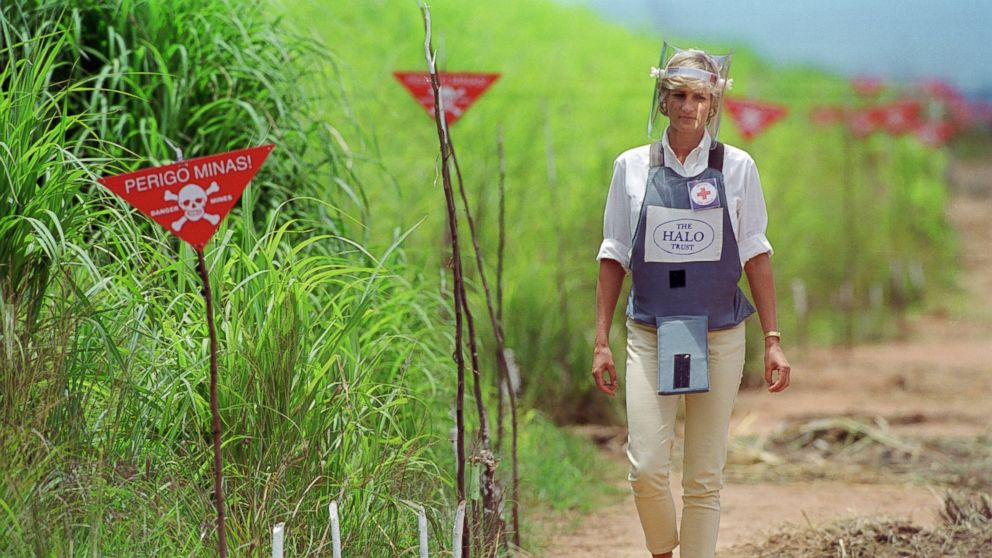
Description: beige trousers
624,318,746,557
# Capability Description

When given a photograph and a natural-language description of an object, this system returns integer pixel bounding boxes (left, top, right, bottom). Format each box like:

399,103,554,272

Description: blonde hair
657,49,723,122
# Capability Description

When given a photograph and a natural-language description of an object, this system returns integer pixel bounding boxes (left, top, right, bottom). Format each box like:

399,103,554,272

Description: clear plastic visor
648,43,733,147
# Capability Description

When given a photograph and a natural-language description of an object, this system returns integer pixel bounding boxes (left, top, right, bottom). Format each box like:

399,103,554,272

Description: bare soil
540,174,992,557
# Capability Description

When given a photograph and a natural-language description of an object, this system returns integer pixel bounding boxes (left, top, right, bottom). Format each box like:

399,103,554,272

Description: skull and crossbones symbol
163,182,221,231
439,85,466,117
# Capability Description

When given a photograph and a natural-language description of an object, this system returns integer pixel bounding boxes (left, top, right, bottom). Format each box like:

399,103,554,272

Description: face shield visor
648,43,733,148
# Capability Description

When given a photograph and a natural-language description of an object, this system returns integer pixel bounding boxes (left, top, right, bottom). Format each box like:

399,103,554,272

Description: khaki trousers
624,318,746,557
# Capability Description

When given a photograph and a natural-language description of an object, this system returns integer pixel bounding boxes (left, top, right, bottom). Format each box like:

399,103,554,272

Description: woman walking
591,45,791,558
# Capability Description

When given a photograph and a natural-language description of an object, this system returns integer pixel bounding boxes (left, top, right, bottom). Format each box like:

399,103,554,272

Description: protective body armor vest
627,141,755,330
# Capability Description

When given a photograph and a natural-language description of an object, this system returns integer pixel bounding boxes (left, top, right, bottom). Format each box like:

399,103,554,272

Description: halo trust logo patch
653,218,716,256
644,206,723,263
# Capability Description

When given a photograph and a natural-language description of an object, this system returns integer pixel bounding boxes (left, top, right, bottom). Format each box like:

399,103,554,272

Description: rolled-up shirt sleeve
597,157,633,270
736,158,774,265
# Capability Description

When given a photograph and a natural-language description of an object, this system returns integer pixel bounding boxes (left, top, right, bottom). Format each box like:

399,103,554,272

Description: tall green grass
0,2,466,554
4,0,952,553
2,1,620,554
287,0,957,423
0,29,94,447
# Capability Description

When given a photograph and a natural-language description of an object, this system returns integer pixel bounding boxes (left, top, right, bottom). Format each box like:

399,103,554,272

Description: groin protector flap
656,315,709,395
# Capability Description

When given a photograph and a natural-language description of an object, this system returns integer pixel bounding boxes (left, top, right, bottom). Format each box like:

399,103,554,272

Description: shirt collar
661,128,712,175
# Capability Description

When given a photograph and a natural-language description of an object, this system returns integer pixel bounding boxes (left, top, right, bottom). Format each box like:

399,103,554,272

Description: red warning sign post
98,144,274,558
98,144,274,248
393,71,500,125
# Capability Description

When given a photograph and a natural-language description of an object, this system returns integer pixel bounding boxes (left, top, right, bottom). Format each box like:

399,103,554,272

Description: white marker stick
272,523,285,558
452,500,466,558
791,278,808,318
418,505,429,558
330,501,342,558
504,348,521,395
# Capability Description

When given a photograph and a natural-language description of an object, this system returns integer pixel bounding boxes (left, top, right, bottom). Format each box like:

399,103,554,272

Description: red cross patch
688,180,721,210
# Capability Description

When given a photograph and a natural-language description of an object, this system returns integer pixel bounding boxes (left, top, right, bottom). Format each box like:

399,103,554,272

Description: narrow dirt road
544,165,992,557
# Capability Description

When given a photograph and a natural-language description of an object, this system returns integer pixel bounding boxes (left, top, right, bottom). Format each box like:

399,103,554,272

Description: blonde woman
591,46,791,558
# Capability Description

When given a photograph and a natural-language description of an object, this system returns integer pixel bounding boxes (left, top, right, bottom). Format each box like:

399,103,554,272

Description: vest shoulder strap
708,142,725,171
649,141,664,168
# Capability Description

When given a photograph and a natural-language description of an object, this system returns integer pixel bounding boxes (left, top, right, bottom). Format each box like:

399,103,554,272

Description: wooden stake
420,5,468,555
446,61,522,558
196,247,227,558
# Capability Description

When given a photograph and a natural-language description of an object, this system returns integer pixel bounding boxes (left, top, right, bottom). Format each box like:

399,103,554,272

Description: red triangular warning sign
913,120,955,147
846,107,886,137
851,76,886,97
880,99,923,135
98,144,274,248
723,98,788,141
393,71,500,125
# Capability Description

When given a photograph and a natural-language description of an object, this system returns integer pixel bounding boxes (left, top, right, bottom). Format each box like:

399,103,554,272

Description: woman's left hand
764,342,791,393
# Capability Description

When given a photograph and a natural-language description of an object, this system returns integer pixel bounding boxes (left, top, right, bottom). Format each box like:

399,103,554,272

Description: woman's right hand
592,345,618,396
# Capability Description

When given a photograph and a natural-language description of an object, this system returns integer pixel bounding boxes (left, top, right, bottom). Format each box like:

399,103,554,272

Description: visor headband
649,66,733,91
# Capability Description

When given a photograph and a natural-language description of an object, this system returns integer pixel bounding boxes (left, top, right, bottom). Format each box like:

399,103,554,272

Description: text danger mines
123,153,255,194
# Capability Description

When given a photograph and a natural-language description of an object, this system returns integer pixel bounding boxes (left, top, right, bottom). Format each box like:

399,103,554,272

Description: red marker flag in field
881,99,923,135
98,145,274,248
852,76,886,97
393,71,500,125
809,105,846,127
918,78,960,101
723,98,788,140
846,107,886,137
913,121,955,147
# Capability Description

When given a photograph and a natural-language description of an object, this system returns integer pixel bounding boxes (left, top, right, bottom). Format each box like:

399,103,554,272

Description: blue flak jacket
627,141,755,330
627,141,755,394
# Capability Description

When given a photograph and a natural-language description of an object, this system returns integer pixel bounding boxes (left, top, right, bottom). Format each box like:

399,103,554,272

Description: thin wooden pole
496,125,506,328
449,102,520,553
420,5,468,555
445,60,522,558
196,247,227,558
448,142,502,550
496,128,509,461
493,131,521,549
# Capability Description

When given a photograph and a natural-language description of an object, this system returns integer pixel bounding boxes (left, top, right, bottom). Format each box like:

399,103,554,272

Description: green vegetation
1,0,451,553
288,0,956,423
0,0,959,555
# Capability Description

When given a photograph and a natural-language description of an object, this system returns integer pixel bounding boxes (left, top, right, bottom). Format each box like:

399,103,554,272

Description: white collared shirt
597,129,773,270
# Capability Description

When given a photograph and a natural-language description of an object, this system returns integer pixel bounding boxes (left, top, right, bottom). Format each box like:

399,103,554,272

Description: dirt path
544,171,992,557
